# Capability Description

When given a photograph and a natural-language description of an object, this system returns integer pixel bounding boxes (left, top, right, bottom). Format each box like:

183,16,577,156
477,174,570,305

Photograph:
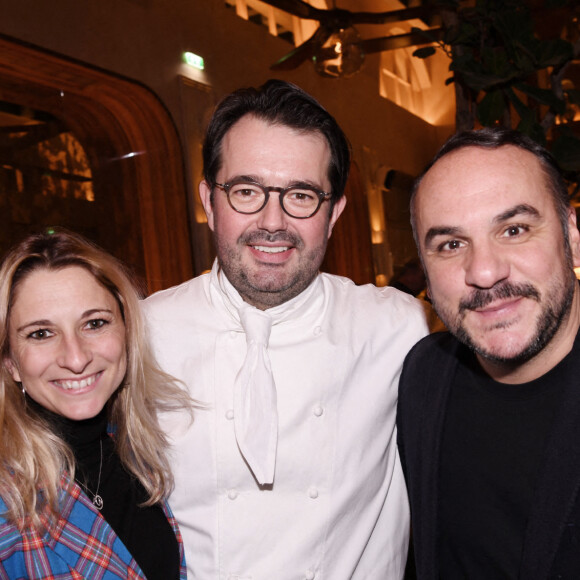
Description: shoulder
0,488,147,578
319,272,427,323
144,274,208,308
0,517,28,578
0,495,66,577
0,498,22,552
398,332,459,409
400,332,460,388
142,274,210,327
314,273,429,356
404,331,459,364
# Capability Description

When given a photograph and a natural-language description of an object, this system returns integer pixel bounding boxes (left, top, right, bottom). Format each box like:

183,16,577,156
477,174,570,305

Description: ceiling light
312,26,365,79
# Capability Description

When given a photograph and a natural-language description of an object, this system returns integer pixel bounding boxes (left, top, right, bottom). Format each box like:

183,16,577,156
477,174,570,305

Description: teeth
54,374,98,390
254,246,289,254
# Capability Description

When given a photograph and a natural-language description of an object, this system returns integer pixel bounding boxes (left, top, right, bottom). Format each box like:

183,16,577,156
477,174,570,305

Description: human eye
27,328,54,341
501,224,529,238
228,183,264,209
230,183,260,197
437,239,464,252
229,183,262,199
286,188,318,204
84,318,109,331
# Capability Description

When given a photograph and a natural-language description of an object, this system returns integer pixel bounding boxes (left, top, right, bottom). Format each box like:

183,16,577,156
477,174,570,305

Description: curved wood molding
0,35,193,293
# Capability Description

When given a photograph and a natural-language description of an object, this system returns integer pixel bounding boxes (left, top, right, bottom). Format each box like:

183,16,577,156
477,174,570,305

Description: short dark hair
202,79,351,206
410,127,571,241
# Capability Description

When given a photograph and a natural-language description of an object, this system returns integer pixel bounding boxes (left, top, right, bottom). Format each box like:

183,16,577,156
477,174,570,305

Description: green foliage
414,0,580,183
552,133,580,172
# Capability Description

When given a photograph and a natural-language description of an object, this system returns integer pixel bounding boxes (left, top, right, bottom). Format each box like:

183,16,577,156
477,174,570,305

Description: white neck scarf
233,303,278,485
210,261,323,485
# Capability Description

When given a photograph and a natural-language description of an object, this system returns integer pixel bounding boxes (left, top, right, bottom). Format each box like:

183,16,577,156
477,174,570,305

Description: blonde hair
0,229,193,530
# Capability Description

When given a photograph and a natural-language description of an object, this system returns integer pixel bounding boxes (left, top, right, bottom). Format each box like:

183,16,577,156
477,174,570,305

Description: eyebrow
493,203,540,223
227,175,261,184
226,175,325,190
16,319,53,333
15,308,115,333
424,226,462,246
423,204,541,247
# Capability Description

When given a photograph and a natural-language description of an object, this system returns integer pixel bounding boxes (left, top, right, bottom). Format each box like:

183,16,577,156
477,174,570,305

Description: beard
432,272,577,365
215,229,328,310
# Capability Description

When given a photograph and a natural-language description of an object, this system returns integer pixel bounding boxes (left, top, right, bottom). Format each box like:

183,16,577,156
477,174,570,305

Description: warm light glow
575,267,580,279
184,52,205,70
379,30,455,126
371,230,385,244
313,26,365,78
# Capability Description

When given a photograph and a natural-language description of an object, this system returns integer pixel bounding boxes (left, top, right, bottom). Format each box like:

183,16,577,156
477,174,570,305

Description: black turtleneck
27,397,180,580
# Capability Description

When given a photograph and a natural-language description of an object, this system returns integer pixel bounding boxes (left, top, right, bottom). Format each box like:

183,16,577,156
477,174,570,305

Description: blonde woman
0,229,192,579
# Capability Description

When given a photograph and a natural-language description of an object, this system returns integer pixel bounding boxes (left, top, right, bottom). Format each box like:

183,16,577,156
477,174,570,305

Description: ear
199,180,215,232
567,206,580,268
4,357,21,383
327,196,347,239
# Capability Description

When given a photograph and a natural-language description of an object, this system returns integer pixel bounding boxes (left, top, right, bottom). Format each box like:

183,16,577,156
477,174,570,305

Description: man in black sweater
398,127,580,579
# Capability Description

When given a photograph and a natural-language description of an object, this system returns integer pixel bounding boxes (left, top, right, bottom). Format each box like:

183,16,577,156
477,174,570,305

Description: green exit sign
184,52,204,70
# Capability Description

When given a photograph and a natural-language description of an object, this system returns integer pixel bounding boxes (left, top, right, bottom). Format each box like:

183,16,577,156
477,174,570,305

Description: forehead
415,145,553,234
219,115,331,185
13,266,113,309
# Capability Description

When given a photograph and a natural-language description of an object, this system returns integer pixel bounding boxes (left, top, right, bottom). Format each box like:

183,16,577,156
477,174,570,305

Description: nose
256,192,288,232
56,333,93,373
464,241,510,289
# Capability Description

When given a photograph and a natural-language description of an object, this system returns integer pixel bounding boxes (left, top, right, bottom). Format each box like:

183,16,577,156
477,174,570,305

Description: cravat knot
239,305,272,347
233,304,278,485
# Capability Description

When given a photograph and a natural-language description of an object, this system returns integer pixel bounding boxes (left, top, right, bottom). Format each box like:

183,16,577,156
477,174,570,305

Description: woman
0,229,192,579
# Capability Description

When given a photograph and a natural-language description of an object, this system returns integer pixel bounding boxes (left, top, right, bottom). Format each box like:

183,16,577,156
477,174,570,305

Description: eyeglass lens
227,182,323,218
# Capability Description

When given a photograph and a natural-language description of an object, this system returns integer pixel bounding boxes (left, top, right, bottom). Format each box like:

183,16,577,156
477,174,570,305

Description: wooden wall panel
0,35,193,293
321,161,375,285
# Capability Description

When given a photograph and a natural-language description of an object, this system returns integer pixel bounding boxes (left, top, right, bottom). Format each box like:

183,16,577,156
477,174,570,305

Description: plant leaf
477,90,506,125
413,46,437,59
551,135,580,172
515,83,567,114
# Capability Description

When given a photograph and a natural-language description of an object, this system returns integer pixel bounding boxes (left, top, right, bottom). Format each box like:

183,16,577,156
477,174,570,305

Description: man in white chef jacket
142,79,428,579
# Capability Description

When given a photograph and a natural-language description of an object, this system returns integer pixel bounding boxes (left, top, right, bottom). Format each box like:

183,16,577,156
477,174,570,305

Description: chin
62,403,107,421
474,336,541,365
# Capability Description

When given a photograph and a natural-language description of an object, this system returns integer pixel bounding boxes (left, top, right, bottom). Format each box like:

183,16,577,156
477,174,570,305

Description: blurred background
0,0,577,293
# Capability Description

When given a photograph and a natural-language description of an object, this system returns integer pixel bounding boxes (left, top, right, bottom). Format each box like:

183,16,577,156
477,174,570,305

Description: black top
438,347,565,579
28,397,180,580
398,329,580,579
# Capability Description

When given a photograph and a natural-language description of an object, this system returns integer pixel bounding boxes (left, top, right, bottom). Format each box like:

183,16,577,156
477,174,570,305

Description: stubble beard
215,230,329,310
431,267,577,366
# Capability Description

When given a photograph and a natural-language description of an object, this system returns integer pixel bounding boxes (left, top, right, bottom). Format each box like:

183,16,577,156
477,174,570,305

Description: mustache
239,231,303,247
459,282,540,313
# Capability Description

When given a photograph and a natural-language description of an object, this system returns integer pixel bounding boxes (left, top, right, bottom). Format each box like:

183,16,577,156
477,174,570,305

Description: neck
26,396,108,448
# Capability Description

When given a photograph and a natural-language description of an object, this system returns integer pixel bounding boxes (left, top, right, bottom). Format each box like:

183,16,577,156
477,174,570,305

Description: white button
313,326,322,336
308,487,319,499
225,409,234,420
313,405,323,417
305,570,315,580
228,489,238,500
229,330,237,339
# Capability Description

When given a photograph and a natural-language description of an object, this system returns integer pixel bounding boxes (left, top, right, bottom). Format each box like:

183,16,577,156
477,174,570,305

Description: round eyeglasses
213,180,332,219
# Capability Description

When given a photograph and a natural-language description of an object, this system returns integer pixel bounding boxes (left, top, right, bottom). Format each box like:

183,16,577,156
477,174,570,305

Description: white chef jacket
142,261,428,580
